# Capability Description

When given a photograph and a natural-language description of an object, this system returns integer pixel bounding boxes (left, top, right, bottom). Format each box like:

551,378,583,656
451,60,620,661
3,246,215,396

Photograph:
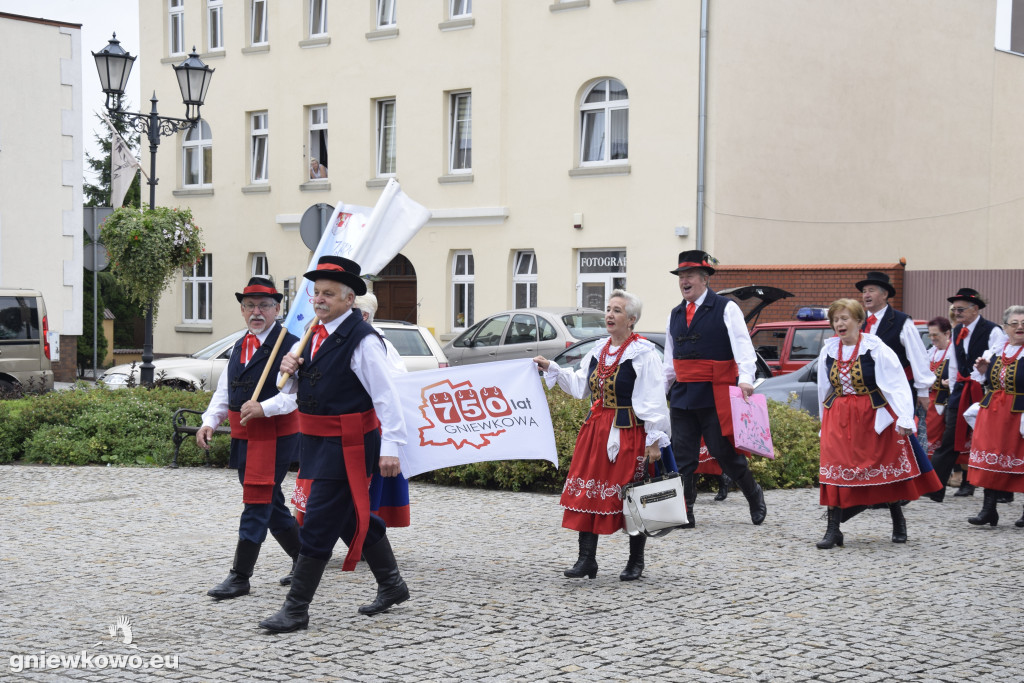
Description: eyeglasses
241,302,276,312
1007,321,1024,328
950,306,975,314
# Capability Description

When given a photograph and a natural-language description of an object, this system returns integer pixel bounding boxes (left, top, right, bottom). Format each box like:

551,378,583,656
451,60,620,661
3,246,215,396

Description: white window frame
579,78,629,166
250,112,269,183
183,254,213,323
251,0,269,45
377,0,397,29
207,0,224,51
182,119,213,188
449,91,472,174
513,250,538,309
309,0,328,37
169,0,186,56
450,0,472,18
376,99,397,177
452,250,475,330
308,105,328,179
251,253,269,277
281,277,295,317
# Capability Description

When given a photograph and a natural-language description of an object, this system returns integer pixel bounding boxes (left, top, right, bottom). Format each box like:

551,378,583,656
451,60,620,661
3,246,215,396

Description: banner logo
418,380,537,449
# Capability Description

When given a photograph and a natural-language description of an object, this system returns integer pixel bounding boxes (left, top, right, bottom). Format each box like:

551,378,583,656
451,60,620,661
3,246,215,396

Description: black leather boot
968,488,999,527
358,536,410,615
259,554,329,632
1015,505,1024,528
996,491,1015,504
889,503,907,543
272,523,302,586
207,539,261,600
619,534,646,581
954,480,975,497
840,505,867,523
736,470,767,525
564,531,598,579
714,474,731,501
816,507,843,549
681,474,696,528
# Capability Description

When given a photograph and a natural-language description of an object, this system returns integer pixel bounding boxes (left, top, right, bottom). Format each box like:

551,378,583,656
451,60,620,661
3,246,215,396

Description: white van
0,289,54,392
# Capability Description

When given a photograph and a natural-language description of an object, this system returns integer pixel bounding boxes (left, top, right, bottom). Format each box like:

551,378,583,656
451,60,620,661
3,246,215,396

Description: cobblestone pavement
2,465,1023,682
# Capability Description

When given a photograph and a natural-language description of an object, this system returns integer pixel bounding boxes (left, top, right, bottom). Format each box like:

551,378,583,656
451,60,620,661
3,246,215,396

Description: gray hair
609,289,642,327
1004,305,1024,324
354,292,379,322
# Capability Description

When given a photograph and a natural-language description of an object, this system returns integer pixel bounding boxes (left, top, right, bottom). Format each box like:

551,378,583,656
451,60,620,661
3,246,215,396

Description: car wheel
0,379,18,396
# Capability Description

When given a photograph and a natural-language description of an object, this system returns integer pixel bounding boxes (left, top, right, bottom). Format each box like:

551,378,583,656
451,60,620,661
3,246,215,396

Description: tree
84,109,142,208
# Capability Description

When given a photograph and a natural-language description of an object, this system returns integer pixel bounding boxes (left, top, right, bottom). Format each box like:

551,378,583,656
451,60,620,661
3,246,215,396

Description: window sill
300,180,331,192
299,36,330,48
161,54,187,64
550,0,590,11
438,173,474,184
174,324,213,334
242,45,270,54
366,27,399,41
172,187,214,197
439,18,475,31
242,184,271,194
568,164,631,178
200,49,226,60
366,177,393,188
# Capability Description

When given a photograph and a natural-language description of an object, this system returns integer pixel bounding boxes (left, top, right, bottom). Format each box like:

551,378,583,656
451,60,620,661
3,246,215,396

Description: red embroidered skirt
925,392,945,457
560,405,647,535
819,394,941,507
967,392,1024,493
695,440,722,475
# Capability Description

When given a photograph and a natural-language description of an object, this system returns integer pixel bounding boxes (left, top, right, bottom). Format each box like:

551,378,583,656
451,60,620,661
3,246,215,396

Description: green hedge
0,384,228,467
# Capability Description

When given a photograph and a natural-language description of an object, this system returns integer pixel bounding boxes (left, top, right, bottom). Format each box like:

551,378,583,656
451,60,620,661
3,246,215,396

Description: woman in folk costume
964,305,1024,527
535,290,670,581
925,316,956,457
814,299,941,549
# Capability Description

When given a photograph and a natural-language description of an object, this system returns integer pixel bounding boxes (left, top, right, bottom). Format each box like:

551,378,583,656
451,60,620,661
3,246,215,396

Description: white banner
392,359,559,477
101,110,142,207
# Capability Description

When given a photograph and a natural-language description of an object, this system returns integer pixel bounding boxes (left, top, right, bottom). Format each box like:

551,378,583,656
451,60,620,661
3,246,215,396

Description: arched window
579,79,628,165
182,119,213,187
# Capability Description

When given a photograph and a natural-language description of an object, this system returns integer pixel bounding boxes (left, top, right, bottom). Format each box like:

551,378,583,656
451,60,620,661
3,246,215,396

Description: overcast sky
0,0,141,183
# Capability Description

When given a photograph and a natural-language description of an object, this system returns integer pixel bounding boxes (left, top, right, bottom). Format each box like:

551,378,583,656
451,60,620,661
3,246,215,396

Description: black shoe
359,536,410,615
968,489,999,527
996,492,1015,504
889,503,907,543
564,531,598,579
816,508,843,549
713,474,731,502
619,534,646,581
259,555,329,633
1015,505,1024,528
272,523,302,586
737,470,767,525
207,539,261,600
953,482,975,497
680,474,696,528
927,487,946,503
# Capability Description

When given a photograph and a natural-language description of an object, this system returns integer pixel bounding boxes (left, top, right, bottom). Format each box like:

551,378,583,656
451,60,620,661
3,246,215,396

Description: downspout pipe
696,0,709,251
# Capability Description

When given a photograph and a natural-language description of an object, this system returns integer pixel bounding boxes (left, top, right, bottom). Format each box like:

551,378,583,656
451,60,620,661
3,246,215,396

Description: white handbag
622,460,688,538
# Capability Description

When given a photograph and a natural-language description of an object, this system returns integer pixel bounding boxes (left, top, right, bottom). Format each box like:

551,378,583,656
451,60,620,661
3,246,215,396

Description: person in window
534,290,670,582
924,316,954,458
198,277,302,600
309,157,327,179
963,305,1024,527
814,299,941,549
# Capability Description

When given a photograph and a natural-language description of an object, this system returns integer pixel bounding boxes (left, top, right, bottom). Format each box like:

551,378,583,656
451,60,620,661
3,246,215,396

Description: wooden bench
171,408,230,468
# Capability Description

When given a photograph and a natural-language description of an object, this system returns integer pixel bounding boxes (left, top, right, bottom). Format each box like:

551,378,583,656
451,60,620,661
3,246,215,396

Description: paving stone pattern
1,465,1023,681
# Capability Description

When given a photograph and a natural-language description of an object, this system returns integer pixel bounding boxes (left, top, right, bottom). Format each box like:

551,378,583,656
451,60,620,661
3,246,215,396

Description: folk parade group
197,250,1023,633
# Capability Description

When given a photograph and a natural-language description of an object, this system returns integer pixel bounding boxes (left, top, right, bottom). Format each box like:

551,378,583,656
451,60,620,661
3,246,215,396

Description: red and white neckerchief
592,333,639,408
929,343,949,373
835,334,862,395
241,333,261,364
311,323,329,358
997,342,1023,389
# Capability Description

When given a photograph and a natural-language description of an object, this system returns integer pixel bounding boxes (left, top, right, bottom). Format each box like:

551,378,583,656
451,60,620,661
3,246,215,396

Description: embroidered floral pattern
819,444,917,486
969,449,1024,470
562,477,623,501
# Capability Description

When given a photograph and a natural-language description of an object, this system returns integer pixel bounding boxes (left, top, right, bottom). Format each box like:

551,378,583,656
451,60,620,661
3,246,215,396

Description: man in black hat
663,250,767,527
260,255,409,633
198,277,302,601
928,288,1008,502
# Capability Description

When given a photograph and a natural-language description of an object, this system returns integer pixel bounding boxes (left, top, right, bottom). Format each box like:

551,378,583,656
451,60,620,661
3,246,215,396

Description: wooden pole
276,322,317,391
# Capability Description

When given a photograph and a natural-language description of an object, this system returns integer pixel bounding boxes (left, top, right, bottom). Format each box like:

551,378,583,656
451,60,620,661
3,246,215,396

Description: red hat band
242,284,278,296
318,263,346,273
677,261,710,270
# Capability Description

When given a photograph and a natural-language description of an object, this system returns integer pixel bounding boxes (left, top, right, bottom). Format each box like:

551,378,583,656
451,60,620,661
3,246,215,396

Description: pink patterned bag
729,386,775,459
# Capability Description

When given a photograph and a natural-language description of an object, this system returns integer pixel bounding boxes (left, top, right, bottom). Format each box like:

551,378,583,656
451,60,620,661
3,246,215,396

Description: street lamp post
92,33,214,385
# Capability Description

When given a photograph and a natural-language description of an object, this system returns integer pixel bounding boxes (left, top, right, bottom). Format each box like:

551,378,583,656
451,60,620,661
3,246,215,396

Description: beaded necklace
593,333,639,405
997,342,1023,388
835,333,862,393
929,343,949,373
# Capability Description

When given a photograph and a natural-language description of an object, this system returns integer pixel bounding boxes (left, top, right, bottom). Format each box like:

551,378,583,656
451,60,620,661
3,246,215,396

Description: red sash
954,377,984,452
298,409,381,572
228,410,298,504
673,358,740,443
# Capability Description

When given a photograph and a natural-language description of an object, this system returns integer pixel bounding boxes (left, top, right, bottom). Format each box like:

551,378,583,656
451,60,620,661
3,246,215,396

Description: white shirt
956,316,1008,370
863,305,934,397
201,322,297,430
661,289,757,390
277,309,407,460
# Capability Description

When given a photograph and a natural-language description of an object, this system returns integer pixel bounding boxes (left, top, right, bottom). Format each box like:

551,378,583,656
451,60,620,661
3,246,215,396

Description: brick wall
712,263,906,325
53,334,78,382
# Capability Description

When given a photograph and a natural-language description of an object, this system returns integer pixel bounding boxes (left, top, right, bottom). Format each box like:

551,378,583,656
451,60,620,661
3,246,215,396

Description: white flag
100,110,141,207
282,179,431,337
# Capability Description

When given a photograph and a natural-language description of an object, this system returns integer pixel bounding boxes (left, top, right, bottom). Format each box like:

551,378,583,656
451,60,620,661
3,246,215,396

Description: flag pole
238,324,290,426
276,322,318,391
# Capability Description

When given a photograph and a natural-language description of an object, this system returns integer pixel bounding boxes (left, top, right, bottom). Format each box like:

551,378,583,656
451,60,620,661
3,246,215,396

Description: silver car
442,307,606,366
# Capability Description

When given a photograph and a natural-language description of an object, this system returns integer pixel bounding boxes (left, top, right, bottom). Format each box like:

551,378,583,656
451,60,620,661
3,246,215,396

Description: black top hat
303,255,368,296
947,287,986,310
670,250,716,276
855,271,896,298
235,276,283,302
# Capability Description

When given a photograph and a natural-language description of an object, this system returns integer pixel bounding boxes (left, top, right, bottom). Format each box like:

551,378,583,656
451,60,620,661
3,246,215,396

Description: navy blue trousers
299,478,386,560
236,454,296,544
671,406,751,480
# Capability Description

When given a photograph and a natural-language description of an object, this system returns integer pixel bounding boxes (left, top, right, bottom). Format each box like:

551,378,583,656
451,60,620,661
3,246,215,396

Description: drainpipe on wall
695,0,709,251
